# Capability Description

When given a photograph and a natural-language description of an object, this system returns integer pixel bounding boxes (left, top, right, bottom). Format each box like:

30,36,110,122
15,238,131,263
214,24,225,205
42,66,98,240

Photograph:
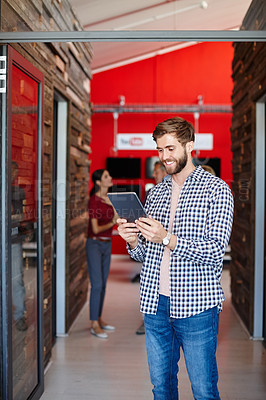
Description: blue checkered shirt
128,166,234,318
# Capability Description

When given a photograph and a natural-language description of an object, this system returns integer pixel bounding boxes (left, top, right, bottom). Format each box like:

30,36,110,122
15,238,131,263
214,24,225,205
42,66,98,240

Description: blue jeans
86,238,112,321
144,295,220,400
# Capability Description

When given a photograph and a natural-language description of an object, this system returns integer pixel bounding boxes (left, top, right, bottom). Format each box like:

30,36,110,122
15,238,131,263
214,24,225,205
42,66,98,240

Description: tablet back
107,192,147,222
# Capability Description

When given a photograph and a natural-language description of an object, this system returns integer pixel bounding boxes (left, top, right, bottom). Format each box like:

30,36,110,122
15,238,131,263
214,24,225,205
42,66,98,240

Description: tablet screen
107,192,147,222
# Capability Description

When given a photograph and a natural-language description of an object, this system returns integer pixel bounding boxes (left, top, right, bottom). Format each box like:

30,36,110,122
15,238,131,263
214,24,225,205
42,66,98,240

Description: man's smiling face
156,133,189,175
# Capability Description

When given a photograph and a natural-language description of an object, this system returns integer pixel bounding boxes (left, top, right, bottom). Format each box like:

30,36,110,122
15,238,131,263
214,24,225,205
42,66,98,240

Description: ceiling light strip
114,4,201,30
83,0,177,28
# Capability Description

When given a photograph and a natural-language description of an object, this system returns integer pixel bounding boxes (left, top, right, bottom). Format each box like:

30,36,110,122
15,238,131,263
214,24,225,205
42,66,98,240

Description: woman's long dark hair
90,169,105,196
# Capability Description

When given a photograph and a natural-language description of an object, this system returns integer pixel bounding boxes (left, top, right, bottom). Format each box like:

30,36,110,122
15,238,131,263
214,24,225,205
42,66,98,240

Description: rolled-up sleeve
127,234,146,262
172,183,234,267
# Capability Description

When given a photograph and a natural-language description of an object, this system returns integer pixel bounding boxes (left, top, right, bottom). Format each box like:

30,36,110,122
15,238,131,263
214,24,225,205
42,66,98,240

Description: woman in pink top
86,169,118,339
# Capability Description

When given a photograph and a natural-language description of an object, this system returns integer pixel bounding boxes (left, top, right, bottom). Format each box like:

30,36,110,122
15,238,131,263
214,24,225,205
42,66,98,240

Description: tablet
107,192,148,222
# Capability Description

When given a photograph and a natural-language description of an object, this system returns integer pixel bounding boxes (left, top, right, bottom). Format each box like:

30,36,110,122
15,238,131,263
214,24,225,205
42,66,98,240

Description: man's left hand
135,216,167,244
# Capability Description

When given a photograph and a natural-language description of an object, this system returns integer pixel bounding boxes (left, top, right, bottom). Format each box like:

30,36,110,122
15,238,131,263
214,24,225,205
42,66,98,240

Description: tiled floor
41,256,266,399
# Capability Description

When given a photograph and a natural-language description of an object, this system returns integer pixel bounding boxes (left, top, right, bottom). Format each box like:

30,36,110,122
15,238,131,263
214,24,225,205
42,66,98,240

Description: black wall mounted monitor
106,157,141,179
109,184,141,199
192,157,221,177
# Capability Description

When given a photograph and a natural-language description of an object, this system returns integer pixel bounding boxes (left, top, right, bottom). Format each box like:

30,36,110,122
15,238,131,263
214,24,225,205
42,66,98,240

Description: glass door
264,102,266,345
1,46,44,400
11,62,39,400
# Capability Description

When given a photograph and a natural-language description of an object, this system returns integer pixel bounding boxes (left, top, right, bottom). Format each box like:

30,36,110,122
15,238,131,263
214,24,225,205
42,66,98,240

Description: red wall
90,42,234,254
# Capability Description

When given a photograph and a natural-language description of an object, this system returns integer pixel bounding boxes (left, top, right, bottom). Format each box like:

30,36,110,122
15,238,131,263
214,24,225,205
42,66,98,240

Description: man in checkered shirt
117,117,234,400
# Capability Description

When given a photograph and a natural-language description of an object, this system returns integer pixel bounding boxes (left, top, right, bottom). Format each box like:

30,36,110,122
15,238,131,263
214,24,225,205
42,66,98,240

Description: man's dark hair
152,117,195,146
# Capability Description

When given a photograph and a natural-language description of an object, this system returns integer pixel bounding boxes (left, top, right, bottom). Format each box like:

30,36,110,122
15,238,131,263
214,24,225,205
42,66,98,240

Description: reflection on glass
11,65,38,400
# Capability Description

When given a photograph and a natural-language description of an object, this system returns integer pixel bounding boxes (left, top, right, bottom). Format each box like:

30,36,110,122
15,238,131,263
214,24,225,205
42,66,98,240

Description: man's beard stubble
165,148,188,175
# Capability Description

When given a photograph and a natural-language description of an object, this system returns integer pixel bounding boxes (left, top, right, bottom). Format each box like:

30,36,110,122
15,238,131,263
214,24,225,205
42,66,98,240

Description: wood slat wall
230,0,266,334
1,0,92,365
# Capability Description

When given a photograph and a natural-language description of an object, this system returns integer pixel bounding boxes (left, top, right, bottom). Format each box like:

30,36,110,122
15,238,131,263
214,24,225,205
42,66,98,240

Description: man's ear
187,141,194,153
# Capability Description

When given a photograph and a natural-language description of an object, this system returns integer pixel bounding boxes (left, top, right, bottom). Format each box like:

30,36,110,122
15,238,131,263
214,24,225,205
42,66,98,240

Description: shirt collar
163,165,203,188
189,165,204,182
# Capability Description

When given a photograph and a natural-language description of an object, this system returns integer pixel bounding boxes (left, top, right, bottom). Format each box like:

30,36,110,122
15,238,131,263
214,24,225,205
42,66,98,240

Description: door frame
0,29,265,400
0,45,44,400
254,95,266,339
52,92,68,337
0,30,265,43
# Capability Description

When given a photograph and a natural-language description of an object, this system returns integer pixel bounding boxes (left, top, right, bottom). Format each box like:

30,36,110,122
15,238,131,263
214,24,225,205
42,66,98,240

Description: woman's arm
90,217,116,235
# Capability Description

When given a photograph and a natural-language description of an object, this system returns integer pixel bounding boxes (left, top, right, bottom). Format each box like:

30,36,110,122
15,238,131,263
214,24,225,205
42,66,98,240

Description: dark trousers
86,238,112,321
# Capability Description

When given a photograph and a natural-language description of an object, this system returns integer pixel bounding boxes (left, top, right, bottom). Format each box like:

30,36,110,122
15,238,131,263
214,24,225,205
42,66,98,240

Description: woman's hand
117,218,139,249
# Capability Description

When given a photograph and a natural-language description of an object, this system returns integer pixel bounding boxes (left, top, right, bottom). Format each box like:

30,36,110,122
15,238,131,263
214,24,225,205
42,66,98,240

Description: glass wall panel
11,64,38,400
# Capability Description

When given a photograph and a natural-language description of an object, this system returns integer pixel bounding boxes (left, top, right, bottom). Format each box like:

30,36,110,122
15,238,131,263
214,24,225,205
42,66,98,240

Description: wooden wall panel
230,0,266,334
2,0,92,365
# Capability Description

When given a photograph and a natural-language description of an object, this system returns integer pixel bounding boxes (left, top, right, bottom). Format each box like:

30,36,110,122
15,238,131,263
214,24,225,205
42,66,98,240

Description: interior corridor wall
90,42,234,254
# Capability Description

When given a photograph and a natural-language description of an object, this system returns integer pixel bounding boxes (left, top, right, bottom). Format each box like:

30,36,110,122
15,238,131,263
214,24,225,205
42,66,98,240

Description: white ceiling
69,0,253,73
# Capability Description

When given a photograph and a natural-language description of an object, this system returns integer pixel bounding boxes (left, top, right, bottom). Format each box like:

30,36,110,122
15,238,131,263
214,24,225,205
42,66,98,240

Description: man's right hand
117,218,139,249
